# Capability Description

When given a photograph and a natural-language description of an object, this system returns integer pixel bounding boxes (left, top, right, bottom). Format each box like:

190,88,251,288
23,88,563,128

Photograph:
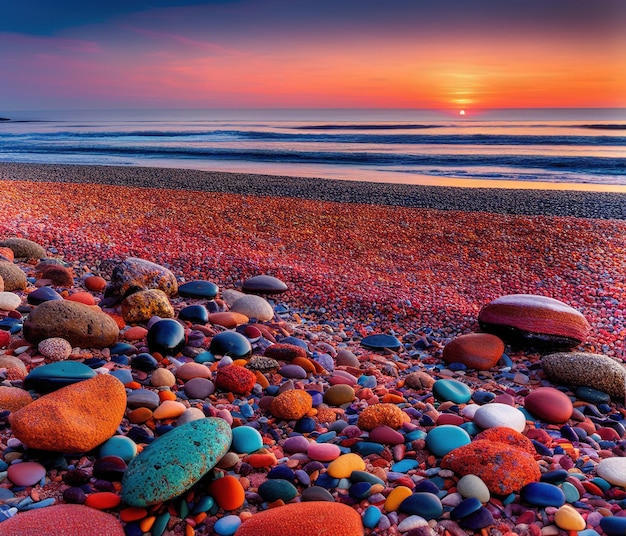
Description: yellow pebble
554,504,586,531
384,486,413,512
326,453,365,478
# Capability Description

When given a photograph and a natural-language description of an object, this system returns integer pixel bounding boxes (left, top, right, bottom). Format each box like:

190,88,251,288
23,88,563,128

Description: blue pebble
460,422,480,436
350,471,385,487
214,515,242,536
426,425,471,457
471,391,496,405
540,469,569,483
591,477,611,491
110,354,130,365
459,506,495,530
448,362,467,371
110,369,133,385
601,517,626,536
295,469,310,486
315,473,340,489
258,479,298,502
362,505,382,529
352,442,384,455
231,426,263,454
357,375,377,388
316,431,337,443
123,522,143,536
306,390,324,406
532,439,552,456
391,459,419,473
432,379,472,404
560,424,579,442
520,482,565,507
194,351,215,364
578,531,601,536
240,403,254,418
0,489,14,501
404,430,427,442
414,480,440,494
348,481,371,500
561,481,580,503
398,492,443,520
151,512,170,536
295,416,316,433
451,497,482,520
191,496,215,514
268,465,296,483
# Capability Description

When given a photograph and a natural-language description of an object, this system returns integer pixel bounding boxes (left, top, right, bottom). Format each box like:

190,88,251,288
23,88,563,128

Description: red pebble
84,276,107,292
84,491,122,510
0,331,10,348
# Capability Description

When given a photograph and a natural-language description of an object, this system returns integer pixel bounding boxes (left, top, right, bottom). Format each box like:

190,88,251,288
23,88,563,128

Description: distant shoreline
0,161,625,220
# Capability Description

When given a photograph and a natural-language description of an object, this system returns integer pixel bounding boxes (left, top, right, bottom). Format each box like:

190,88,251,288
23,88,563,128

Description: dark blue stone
27,286,63,305
0,317,22,332
178,280,218,299
541,469,569,483
575,386,611,405
601,517,626,536
472,391,496,404
294,416,316,433
147,318,186,356
155,424,175,436
109,342,137,356
352,442,384,455
209,331,252,359
532,439,552,456
451,497,482,520
280,336,309,352
414,480,440,494
448,362,467,371
267,465,296,483
24,361,97,393
127,426,154,444
459,507,495,530
560,424,579,442
131,352,159,372
315,473,340,489
360,333,401,351
111,354,130,365
348,482,371,500
306,390,324,407
178,305,209,325
82,358,107,369
398,492,443,519
520,482,565,507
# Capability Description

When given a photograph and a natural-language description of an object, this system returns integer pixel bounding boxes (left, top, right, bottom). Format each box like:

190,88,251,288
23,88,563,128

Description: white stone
473,403,527,432
0,292,21,311
397,515,430,533
596,457,626,487
456,474,491,503
230,294,274,322
221,289,246,307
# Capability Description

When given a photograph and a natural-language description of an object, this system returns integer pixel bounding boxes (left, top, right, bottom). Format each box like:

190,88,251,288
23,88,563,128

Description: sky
1,0,625,111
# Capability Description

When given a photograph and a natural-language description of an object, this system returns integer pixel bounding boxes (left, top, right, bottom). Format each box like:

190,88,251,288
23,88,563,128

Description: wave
578,124,626,130
294,124,442,130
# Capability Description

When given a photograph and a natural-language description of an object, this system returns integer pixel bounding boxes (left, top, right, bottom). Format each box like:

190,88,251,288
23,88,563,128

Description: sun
459,109,466,116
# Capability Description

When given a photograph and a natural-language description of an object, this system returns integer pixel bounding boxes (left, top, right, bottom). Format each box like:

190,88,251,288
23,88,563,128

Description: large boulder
104,257,178,303
0,238,46,259
0,262,27,291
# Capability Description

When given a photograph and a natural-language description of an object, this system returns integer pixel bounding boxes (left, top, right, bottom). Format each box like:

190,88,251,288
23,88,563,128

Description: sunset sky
1,0,625,111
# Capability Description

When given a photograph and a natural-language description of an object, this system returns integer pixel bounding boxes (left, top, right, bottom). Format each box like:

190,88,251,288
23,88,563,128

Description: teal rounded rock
258,478,298,503
122,418,232,507
99,435,138,463
426,425,471,457
363,505,382,529
231,426,263,454
23,361,97,393
432,378,473,404
360,333,401,351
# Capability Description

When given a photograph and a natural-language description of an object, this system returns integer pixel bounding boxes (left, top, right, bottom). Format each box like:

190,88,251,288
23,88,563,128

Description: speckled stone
270,389,313,420
122,418,232,507
0,386,33,412
0,355,28,380
0,238,46,259
215,365,257,396
0,504,125,535
0,261,27,291
357,403,409,431
478,294,590,349
37,337,73,361
104,257,178,303
24,299,119,348
234,502,364,536
120,289,175,323
10,374,127,453
541,352,626,399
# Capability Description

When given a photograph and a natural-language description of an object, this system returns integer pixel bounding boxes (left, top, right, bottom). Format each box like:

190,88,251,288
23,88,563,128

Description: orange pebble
245,453,277,468
158,389,177,402
382,393,404,404
128,407,153,424
291,356,316,373
119,507,149,522
139,516,156,532
193,512,207,524
207,475,245,510
84,491,121,510
65,291,96,305
185,525,195,536
125,381,142,390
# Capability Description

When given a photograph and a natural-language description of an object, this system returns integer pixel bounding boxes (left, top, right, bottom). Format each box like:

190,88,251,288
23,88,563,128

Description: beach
1,162,626,534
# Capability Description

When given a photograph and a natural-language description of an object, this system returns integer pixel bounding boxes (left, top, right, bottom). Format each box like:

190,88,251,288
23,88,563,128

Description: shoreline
1,162,625,219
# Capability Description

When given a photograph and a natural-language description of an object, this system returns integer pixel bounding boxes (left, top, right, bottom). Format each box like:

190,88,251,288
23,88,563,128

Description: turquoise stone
350,470,385,487
601,517,626,536
575,386,611,405
258,479,298,502
360,333,401,351
194,351,215,364
520,482,565,507
231,426,263,454
362,505,382,529
591,477,611,491
432,378,472,404
426,425,471,457
178,280,219,299
352,441,384,455
152,512,170,536
24,361,96,393
399,492,443,520
391,459,420,473
460,422,480,436
122,418,232,507
99,435,138,462
561,481,580,503
404,429,427,442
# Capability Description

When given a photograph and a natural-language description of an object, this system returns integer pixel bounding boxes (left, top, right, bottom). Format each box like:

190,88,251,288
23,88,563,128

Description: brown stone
23,300,119,348
0,238,46,259
478,294,590,349
442,333,505,370
0,261,27,291
35,262,74,287
230,294,274,322
104,257,178,303
242,274,288,294
120,289,174,323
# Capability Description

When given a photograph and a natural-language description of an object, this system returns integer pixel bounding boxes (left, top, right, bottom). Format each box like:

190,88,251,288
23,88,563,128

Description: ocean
1,108,625,191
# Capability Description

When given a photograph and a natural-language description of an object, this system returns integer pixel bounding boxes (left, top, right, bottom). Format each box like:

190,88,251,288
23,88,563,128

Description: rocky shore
0,164,625,535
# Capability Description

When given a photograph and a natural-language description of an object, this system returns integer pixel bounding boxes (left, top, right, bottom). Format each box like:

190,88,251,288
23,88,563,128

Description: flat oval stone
327,453,366,478
456,474,490,503
451,497,482,520
0,291,21,311
433,379,473,404
426,425,472,457
10,374,127,453
209,312,249,329
399,492,444,520
473,403,527,432
520,482,565,507
524,386,573,423
27,286,63,305
442,333,504,370
126,389,161,410
596,457,626,487
258,478,298,502
242,274,288,294
147,318,186,356
478,294,590,349
184,378,215,399
360,333,401,351
179,305,209,325
231,426,263,454
24,361,97,393
601,516,626,536
209,331,252,359
178,280,219,299
37,337,73,361
99,436,138,463
7,461,46,486
307,442,341,462
554,504,586,531
230,294,274,322
0,262,27,291
369,425,405,445
301,486,335,502
122,418,232,507
323,384,355,406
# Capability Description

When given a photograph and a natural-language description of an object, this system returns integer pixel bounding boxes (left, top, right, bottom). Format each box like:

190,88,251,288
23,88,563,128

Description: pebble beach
0,162,626,536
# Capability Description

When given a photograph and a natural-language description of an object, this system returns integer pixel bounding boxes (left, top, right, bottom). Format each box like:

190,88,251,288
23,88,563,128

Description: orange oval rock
208,475,245,510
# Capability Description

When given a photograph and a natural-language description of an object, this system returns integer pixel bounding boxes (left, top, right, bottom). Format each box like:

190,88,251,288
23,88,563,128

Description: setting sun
459,110,466,116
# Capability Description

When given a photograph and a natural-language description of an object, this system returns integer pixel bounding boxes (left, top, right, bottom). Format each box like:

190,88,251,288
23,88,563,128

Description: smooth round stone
175,362,211,381
209,331,252,359
451,497,482,520
258,478,298,502
126,389,161,410
327,453,366,478
323,384,355,406
93,456,127,481
362,504,382,529
575,385,611,405
349,481,372,500
459,507,495,531
147,319,186,357
399,492,444,520
184,378,215,399
178,280,218,299
230,294,274,322
7,461,46,486
369,425,404,445
23,361,97,393
122,418,232,507
177,407,206,426
153,400,186,419
596,457,626,486
520,482,565,507
391,459,420,473
473,403,527,432
213,514,241,536
456,474,490,503
360,333,401,351
442,333,504,371
296,486,334,505
601,517,626,536
524,387,573,423
27,286,63,305
131,353,159,372
279,364,307,379
150,368,176,388
231,426,263,454
426,425,471,457
0,292,21,311
554,504,586,531
178,305,209,325
242,274,288,294
308,442,341,462
99,436,138,463
283,435,310,454
432,379,472,404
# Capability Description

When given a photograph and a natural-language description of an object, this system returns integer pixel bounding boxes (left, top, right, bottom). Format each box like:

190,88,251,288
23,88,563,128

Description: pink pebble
307,442,341,461
7,461,46,487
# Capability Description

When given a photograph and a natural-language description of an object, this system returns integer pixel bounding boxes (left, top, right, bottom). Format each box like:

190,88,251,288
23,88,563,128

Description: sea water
0,108,625,190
